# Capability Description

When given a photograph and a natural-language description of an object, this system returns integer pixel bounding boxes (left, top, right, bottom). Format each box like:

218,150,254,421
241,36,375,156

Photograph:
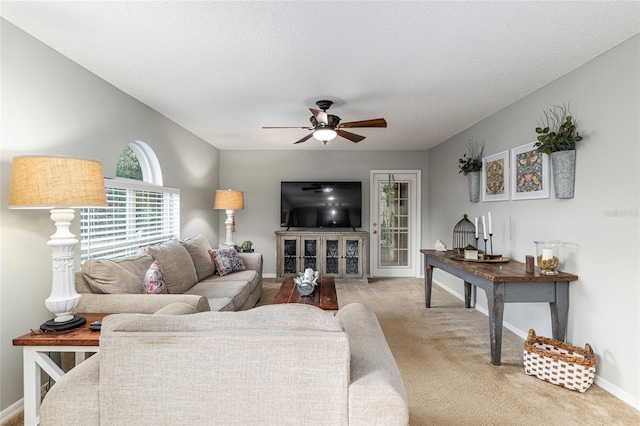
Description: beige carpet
260,277,640,426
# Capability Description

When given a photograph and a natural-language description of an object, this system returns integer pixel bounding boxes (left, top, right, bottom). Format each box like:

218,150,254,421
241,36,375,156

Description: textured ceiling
2,1,639,151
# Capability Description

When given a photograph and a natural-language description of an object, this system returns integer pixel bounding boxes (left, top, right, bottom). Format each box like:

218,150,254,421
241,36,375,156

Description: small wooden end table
273,276,339,311
13,313,106,426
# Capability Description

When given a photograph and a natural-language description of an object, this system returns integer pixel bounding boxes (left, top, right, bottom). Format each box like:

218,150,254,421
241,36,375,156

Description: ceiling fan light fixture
313,128,337,142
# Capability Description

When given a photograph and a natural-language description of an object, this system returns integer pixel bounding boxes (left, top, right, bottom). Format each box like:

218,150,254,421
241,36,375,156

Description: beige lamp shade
8,156,107,208
213,189,244,210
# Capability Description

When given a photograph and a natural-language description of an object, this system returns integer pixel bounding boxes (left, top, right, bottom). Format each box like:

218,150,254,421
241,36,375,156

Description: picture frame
510,142,550,200
482,150,510,202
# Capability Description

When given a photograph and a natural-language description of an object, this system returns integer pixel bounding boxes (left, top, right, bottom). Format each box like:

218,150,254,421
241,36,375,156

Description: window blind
80,179,180,263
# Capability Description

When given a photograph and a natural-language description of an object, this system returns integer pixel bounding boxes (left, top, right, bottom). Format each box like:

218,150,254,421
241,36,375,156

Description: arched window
115,140,163,185
81,141,178,261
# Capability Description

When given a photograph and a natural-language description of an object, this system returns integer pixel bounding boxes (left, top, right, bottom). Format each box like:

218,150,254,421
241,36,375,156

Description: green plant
534,102,583,154
458,139,485,175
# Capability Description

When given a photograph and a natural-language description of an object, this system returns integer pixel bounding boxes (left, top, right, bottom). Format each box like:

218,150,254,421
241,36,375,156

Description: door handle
373,230,377,234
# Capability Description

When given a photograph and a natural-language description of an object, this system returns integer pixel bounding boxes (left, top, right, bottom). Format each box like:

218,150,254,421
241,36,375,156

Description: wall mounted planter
551,150,576,199
468,171,480,203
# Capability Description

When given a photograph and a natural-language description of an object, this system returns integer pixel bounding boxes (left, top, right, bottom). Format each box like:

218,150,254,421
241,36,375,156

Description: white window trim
129,140,163,186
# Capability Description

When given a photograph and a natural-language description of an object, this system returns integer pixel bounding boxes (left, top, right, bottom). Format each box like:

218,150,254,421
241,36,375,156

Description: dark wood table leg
425,262,433,308
550,281,569,341
486,283,505,366
464,281,472,308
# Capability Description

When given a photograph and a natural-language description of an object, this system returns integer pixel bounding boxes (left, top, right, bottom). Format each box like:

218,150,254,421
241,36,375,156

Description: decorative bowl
295,269,319,296
295,280,315,296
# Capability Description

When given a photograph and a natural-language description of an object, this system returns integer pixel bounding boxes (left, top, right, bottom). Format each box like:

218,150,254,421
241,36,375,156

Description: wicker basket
523,329,596,393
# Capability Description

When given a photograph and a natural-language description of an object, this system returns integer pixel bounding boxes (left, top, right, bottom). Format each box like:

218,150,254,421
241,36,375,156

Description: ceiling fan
263,100,387,145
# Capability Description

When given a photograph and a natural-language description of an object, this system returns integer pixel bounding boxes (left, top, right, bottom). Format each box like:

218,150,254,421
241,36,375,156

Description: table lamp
213,189,244,247
8,156,107,331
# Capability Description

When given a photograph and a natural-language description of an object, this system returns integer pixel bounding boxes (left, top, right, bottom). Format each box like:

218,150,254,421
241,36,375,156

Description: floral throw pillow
143,260,167,294
209,247,246,276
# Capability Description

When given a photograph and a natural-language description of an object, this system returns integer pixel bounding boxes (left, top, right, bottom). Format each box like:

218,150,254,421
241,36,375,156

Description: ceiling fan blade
310,108,328,125
293,133,314,144
339,118,387,128
337,129,366,143
262,126,312,129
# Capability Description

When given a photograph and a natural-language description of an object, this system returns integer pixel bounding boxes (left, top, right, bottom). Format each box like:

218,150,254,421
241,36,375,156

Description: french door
370,171,421,277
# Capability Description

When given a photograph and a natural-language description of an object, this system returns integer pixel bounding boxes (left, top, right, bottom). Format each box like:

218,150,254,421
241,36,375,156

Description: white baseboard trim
0,399,22,424
1,380,52,424
262,273,277,278
431,278,640,411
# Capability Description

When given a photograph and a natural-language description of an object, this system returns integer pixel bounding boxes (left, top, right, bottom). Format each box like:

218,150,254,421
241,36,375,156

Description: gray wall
427,35,639,406
218,150,429,275
1,17,638,415
0,21,221,412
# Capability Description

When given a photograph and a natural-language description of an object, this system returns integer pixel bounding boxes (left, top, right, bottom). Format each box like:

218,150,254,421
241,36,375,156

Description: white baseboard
0,380,52,424
0,399,22,425
431,278,640,411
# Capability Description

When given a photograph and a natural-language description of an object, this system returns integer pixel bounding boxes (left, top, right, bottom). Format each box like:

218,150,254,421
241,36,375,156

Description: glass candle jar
534,240,561,275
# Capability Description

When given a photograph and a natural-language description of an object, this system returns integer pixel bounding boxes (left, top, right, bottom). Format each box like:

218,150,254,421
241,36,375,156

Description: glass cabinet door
283,237,299,274
323,237,340,276
343,238,361,277
302,238,318,271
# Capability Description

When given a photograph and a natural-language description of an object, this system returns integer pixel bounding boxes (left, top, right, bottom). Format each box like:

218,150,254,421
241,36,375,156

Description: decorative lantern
453,214,476,254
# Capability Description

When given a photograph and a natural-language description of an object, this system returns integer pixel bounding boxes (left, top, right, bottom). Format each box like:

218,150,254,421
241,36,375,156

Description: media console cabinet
275,230,368,280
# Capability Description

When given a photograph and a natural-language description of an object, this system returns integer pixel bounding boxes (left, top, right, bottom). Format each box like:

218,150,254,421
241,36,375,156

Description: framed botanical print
510,142,550,200
482,150,510,202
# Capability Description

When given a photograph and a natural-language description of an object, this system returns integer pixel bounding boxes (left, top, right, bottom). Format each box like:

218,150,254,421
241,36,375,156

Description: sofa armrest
74,293,210,314
40,354,100,426
336,302,409,426
237,252,263,274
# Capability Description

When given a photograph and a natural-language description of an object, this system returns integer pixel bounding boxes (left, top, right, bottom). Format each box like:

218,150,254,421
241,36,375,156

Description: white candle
475,217,479,238
488,212,492,235
482,216,487,239
542,248,553,261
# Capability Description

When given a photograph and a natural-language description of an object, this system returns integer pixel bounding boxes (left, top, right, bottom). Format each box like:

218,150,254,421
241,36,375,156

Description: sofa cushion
81,254,154,294
102,303,342,333
180,235,216,281
185,280,249,311
210,247,245,276
153,302,199,315
143,260,167,294
145,239,198,294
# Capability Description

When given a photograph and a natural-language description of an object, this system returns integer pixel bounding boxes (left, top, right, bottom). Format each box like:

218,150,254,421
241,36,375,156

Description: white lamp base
42,208,85,331
222,208,236,247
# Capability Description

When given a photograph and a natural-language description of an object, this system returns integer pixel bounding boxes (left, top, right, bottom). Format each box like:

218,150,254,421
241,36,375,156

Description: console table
421,250,578,365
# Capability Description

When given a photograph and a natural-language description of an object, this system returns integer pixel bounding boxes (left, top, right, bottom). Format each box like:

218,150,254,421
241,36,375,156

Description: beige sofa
40,302,408,425
74,235,262,314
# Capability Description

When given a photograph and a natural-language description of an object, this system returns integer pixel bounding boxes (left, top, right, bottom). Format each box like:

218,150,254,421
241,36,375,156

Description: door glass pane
284,239,298,274
344,239,360,275
325,239,339,274
303,239,317,270
379,181,409,267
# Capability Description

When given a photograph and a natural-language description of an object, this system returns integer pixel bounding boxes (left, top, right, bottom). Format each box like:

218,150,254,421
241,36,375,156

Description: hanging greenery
458,139,485,175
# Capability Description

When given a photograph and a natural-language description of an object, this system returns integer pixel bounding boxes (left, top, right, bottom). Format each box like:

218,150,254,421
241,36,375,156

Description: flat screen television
280,181,362,229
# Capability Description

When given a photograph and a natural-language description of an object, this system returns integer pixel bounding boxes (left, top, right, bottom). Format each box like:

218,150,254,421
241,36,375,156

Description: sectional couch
74,235,262,314
40,302,409,425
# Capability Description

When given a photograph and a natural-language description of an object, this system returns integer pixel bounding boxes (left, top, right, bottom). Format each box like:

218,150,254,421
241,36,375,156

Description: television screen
280,181,362,228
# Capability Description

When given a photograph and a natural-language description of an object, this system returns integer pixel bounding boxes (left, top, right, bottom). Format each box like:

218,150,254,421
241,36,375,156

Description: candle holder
534,240,561,275
475,237,479,251
483,238,488,255
489,233,493,255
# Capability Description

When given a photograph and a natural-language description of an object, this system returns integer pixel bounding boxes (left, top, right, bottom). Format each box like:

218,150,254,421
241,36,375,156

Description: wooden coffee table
13,313,106,426
273,276,339,311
